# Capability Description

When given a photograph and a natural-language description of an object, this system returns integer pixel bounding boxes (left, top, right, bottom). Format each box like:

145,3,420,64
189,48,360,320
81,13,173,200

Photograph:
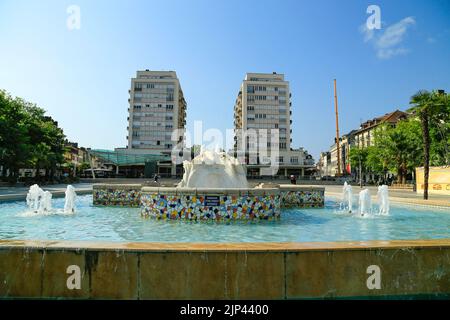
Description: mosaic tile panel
280,190,324,208
93,188,141,207
141,193,281,221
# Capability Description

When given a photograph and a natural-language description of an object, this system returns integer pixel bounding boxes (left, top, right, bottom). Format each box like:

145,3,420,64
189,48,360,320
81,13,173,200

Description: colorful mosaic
141,193,281,221
280,190,324,208
93,188,141,207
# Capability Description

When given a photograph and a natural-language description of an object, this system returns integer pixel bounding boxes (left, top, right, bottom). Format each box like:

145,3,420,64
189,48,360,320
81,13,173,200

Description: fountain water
40,191,52,214
24,184,76,215
26,184,45,213
64,185,77,213
377,185,390,215
342,182,353,213
358,189,372,216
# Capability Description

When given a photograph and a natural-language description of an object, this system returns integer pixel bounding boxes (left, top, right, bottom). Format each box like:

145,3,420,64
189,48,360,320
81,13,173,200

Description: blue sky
0,0,449,160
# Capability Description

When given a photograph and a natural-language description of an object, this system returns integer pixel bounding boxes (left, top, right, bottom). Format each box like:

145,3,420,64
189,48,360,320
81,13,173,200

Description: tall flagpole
334,79,341,176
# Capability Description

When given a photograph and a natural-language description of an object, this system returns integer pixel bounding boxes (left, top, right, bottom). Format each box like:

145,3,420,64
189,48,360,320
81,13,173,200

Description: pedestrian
290,175,297,185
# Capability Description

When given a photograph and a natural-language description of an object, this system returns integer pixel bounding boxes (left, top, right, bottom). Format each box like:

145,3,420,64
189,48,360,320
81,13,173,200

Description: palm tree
408,90,441,200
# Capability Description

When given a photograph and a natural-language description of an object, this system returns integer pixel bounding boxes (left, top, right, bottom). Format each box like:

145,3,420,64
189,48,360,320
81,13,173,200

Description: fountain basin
1,194,450,299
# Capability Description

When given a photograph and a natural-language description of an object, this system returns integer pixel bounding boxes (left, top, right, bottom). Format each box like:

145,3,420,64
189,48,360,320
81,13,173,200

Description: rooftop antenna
334,79,341,177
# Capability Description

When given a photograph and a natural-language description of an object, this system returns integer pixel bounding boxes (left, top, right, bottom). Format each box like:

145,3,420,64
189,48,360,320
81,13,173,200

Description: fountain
342,182,353,213
135,149,325,220
64,185,77,213
177,149,248,188
358,189,372,216
377,185,390,215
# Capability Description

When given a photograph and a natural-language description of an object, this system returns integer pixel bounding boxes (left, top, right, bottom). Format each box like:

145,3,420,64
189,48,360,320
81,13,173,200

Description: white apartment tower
233,72,315,177
127,70,187,153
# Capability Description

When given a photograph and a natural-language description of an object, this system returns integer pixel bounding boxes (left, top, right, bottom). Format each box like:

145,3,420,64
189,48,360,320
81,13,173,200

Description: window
277,156,283,163
290,156,299,164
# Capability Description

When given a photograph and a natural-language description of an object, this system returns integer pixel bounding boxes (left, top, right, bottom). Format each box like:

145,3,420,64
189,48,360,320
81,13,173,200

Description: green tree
349,147,368,185
408,90,447,199
0,90,66,184
0,91,30,182
429,92,450,166
373,121,422,184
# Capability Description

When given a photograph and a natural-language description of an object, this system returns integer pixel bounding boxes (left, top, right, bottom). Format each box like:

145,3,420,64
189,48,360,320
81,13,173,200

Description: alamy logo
66,265,81,290
66,5,81,30
366,5,381,30
366,265,381,289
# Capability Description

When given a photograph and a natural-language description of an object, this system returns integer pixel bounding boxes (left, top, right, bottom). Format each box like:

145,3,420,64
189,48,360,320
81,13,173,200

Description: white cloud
359,23,375,42
360,16,416,59
377,48,409,59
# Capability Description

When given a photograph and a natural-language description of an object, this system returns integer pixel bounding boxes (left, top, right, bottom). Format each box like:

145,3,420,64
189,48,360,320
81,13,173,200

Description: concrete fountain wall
1,239,449,299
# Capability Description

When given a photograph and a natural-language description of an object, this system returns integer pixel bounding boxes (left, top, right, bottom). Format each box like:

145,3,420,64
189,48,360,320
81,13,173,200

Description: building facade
233,72,315,177
354,110,408,149
119,70,187,176
319,110,408,179
127,70,186,151
324,130,358,177
318,151,332,177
